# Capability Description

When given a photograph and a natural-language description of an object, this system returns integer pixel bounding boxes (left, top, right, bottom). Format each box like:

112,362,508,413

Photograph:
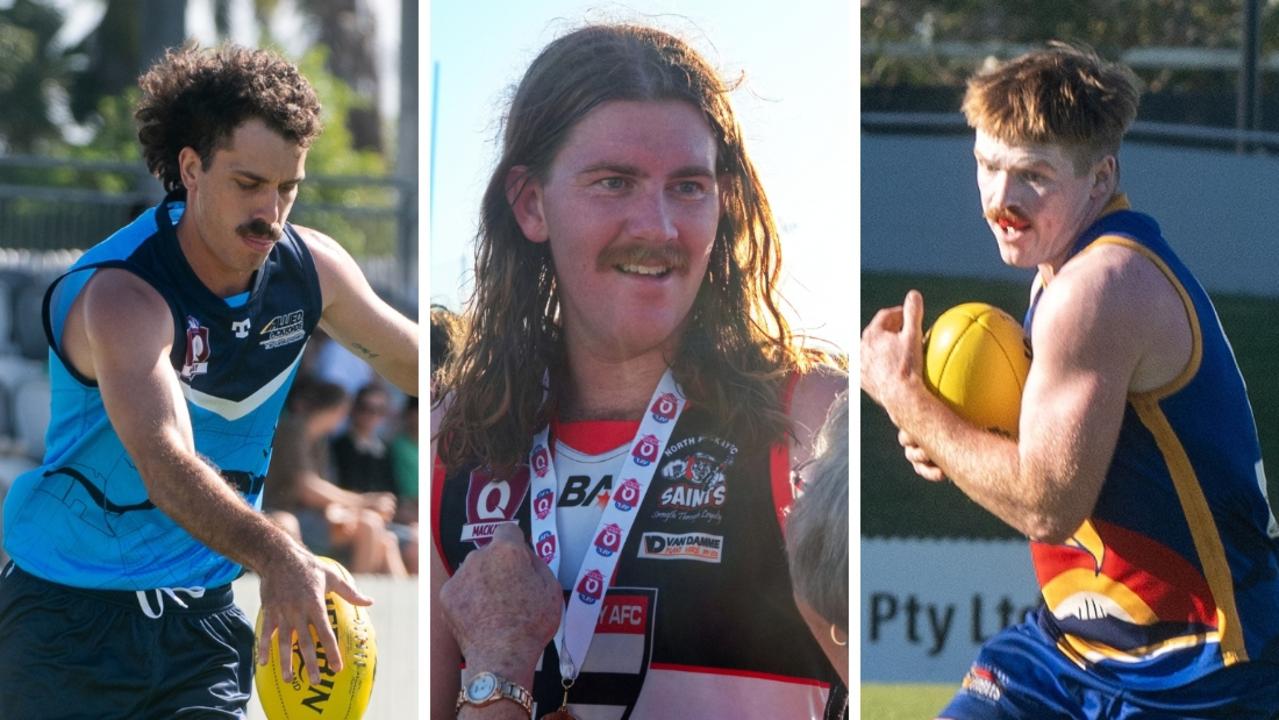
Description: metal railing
0,155,417,304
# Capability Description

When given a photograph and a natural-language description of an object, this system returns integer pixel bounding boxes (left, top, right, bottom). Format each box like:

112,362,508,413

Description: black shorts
0,562,254,719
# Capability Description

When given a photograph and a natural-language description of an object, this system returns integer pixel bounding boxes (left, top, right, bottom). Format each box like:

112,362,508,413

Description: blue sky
428,0,856,352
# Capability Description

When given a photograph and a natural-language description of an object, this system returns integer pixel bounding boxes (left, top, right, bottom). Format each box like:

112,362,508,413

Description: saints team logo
594,523,623,557
533,488,554,520
614,478,642,512
536,531,557,565
577,568,605,604
180,316,211,380
632,434,660,466
650,392,679,423
531,444,550,478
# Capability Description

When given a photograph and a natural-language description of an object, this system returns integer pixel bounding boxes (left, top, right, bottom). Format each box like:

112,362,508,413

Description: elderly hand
440,523,563,681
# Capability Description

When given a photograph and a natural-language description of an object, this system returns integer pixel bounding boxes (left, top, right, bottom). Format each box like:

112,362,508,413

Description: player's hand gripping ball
254,557,377,719
923,302,1032,438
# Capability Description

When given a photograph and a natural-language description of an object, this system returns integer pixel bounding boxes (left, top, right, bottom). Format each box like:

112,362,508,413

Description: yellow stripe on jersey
1077,235,1245,665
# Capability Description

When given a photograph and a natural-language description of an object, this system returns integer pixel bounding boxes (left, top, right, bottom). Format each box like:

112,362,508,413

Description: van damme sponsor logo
638,532,724,563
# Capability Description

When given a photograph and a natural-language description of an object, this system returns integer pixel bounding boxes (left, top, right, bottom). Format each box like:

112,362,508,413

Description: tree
0,0,70,153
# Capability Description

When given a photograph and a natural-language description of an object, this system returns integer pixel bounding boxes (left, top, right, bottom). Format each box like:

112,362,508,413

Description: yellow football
254,557,377,719
923,302,1032,438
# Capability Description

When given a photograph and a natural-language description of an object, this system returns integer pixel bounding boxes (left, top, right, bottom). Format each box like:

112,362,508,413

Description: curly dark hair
135,44,322,192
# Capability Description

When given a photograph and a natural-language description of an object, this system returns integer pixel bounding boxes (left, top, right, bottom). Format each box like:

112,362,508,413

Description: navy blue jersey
1025,195,1279,689
3,190,322,590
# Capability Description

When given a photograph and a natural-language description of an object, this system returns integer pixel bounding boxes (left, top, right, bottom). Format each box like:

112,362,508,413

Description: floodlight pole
1238,0,1261,152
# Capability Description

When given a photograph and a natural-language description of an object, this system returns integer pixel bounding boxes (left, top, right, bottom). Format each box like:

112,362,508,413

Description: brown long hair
438,23,816,474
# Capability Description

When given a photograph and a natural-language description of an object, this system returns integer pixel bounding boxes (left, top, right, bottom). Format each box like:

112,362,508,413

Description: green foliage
0,0,70,153
861,1,1274,125
860,683,955,718
288,45,398,258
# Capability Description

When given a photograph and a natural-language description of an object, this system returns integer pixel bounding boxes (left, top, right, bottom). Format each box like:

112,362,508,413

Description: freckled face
523,100,721,361
974,130,1104,270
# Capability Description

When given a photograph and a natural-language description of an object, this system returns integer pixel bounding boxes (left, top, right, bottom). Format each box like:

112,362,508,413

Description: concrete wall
862,132,1279,296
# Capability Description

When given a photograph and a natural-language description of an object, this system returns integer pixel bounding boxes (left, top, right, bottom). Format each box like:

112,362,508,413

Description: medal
528,369,685,707
538,678,578,720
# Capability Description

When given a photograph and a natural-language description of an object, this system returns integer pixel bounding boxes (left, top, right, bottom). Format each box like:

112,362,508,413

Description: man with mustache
0,45,418,717
431,23,845,720
862,44,1279,718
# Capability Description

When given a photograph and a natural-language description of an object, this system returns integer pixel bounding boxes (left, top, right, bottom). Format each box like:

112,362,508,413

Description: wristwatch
456,671,534,716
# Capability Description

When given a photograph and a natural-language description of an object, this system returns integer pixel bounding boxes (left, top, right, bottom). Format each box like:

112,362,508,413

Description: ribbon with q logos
528,368,684,684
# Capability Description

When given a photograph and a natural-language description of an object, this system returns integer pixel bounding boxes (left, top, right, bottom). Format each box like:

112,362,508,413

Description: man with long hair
0,45,418,717
432,23,845,719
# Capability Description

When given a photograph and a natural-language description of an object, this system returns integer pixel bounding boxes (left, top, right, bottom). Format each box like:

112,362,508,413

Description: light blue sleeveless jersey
3,191,321,589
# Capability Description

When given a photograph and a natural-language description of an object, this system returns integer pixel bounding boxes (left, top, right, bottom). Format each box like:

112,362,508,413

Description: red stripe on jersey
648,662,831,688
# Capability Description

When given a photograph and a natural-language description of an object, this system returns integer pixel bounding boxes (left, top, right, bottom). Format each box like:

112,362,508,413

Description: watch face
467,673,497,702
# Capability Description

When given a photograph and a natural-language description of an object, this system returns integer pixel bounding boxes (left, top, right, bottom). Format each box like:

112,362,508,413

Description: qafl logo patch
614,478,642,512
180,316,211,380
649,392,679,423
594,523,624,557
460,465,531,547
632,435,661,466
577,568,605,604
531,444,550,478
533,488,554,520
535,531,557,565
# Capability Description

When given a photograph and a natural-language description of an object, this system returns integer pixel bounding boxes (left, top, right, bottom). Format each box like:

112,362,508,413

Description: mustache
596,243,689,272
236,218,283,241
984,207,1029,225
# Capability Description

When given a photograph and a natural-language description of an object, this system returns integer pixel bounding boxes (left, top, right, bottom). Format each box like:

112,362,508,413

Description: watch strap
456,672,534,717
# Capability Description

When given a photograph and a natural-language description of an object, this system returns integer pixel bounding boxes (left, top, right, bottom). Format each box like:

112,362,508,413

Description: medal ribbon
528,368,685,682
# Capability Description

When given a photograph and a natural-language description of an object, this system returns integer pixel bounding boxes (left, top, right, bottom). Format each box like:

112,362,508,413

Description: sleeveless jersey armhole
770,372,803,536
42,260,184,388
431,453,454,576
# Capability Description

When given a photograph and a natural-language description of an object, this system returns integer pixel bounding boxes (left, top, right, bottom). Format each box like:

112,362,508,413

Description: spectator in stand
330,383,420,575
264,376,406,577
389,395,418,525
331,384,397,496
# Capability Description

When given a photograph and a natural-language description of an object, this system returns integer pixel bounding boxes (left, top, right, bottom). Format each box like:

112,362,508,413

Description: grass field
861,271,1279,539
860,683,955,719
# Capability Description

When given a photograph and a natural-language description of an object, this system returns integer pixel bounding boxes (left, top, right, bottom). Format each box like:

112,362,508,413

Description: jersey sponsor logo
638,531,723,563
577,568,606,604
533,488,555,519
650,392,679,423
258,309,306,349
632,434,660,466
594,522,624,557
231,318,251,339
961,663,1005,703
559,474,612,508
461,465,531,547
181,316,211,380
531,444,550,478
536,530,557,565
614,477,642,511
